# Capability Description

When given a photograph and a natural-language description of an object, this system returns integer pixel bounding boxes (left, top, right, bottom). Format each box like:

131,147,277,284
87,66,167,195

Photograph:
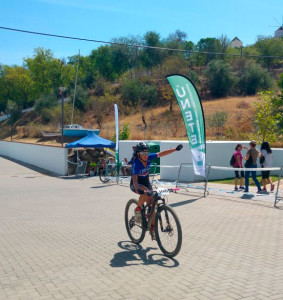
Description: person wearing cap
244,140,262,193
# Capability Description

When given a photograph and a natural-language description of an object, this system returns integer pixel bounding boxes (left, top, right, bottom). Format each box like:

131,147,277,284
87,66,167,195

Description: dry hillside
4,95,282,147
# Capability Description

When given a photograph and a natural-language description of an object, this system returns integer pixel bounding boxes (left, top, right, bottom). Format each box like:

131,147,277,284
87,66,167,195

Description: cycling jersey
131,153,158,177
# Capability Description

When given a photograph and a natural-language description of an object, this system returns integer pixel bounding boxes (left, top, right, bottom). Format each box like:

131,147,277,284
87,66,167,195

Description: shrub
68,85,89,112
5,100,22,125
34,93,58,121
121,79,140,106
140,84,158,106
207,111,228,137
253,91,280,142
239,64,273,95
236,100,251,109
119,123,130,140
187,69,199,87
204,60,236,97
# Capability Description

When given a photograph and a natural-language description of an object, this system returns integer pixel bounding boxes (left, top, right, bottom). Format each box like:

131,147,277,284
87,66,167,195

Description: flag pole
114,103,119,184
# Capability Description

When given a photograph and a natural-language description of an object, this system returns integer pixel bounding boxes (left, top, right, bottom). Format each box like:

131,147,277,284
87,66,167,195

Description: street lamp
59,87,66,147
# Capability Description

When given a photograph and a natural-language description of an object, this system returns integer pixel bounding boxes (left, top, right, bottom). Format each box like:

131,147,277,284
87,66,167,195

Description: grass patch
210,175,278,186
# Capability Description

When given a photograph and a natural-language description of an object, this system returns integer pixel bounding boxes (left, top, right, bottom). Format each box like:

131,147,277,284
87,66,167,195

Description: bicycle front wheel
125,199,146,244
155,205,182,258
99,168,110,183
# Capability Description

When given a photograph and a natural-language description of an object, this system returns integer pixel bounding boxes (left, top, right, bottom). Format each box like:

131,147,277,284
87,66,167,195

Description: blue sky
0,0,282,65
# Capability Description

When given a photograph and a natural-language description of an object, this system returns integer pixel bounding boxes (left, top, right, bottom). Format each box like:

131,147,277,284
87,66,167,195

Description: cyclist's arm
157,144,183,158
132,175,139,191
157,148,176,158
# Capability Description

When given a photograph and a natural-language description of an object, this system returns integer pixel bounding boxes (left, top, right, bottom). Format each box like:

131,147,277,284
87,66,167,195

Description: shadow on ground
170,197,202,207
110,241,179,268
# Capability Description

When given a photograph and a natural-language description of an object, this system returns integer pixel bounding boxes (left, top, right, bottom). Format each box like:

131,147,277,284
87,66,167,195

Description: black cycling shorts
130,176,152,194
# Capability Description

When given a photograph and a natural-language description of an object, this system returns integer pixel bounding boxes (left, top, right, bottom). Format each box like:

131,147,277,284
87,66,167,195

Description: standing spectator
260,141,275,193
244,140,262,193
233,144,248,191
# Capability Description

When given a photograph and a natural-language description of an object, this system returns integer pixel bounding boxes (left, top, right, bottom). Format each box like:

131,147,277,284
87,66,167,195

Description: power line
1,25,283,59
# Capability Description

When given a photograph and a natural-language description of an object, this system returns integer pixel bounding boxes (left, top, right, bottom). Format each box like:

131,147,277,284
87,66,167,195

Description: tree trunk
170,99,173,111
142,115,147,130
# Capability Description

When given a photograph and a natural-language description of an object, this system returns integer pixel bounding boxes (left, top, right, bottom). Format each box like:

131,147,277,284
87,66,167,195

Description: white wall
0,141,68,175
1,140,281,180
119,140,283,182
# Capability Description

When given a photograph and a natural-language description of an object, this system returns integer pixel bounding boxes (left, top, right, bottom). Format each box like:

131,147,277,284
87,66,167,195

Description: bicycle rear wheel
125,199,146,244
155,205,182,258
99,168,110,183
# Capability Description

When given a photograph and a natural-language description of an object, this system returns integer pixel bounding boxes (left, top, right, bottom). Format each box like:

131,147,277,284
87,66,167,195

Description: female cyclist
130,142,183,239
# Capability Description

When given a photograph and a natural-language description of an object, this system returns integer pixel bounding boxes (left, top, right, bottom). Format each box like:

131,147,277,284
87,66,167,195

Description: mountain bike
125,187,182,258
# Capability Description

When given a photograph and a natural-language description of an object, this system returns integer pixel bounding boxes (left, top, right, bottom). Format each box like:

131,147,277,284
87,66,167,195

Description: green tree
204,60,236,97
239,63,273,95
111,45,131,76
94,46,116,81
272,85,283,132
164,29,189,57
196,38,221,65
255,36,283,70
277,72,283,89
139,31,164,69
68,54,97,88
24,48,54,96
5,100,22,139
253,91,281,142
2,66,35,108
24,48,74,97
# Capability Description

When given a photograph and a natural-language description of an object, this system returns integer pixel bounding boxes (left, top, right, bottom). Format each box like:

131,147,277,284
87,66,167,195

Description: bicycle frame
141,194,165,231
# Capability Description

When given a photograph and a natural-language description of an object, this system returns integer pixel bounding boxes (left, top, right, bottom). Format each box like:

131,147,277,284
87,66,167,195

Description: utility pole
59,87,66,147
71,49,80,125
10,113,12,141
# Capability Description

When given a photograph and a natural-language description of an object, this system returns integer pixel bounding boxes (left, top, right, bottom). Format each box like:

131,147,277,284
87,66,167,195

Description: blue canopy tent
65,132,115,148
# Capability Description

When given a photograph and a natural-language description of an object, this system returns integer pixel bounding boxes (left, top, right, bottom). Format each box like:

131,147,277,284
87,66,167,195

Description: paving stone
0,157,283,299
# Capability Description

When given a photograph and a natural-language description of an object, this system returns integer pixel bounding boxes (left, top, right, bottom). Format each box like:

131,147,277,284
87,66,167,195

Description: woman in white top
260,141,275,192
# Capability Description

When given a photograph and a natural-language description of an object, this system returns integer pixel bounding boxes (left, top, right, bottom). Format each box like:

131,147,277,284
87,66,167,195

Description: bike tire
99,169,110,183
155,205,182,258
125,199,146,244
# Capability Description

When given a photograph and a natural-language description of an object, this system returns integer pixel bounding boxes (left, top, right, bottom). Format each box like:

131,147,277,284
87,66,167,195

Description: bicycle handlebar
138,187,179,196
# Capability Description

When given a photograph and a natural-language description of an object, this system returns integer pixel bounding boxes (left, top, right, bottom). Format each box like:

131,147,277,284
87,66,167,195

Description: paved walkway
1,156,283,300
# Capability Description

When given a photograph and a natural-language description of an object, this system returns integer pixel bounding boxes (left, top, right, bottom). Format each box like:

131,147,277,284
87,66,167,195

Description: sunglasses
139,152,149,156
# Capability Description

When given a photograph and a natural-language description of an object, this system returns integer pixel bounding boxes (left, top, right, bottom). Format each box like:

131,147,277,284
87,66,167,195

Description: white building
230,37,243,48
274,26,283,38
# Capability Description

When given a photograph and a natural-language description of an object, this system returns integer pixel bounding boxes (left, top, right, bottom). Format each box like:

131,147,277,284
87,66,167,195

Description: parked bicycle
125,187,182,258
98,158,118,183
